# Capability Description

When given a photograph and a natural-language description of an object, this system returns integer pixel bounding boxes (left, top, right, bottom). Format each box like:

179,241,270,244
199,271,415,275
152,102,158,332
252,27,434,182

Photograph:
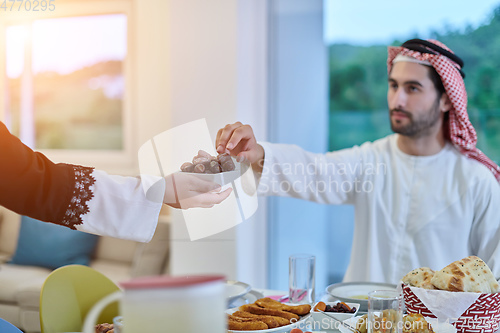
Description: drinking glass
368,290,403,333
289,254,315,304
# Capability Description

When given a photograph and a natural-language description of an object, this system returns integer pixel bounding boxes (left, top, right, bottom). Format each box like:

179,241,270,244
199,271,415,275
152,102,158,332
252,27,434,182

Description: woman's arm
0,121,86,226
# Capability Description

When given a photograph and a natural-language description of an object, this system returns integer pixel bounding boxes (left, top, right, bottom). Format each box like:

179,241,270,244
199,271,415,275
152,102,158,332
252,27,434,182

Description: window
324,0,500,284
0,1,133,167
6,14,126,150
325,1,500,163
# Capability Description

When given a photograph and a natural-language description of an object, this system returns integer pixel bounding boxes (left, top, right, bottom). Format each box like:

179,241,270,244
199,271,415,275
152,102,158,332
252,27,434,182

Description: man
215,39,500,283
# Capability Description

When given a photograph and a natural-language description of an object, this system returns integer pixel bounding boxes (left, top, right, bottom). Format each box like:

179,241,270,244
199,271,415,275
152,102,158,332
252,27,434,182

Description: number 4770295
1,0,55,11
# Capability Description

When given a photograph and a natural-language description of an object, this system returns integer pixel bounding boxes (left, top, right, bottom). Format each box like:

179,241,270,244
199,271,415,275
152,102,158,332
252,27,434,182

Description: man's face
387,62,444,138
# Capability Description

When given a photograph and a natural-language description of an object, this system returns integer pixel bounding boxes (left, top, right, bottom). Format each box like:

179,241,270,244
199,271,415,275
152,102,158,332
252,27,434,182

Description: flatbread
402,267,438,290
430,256,500,293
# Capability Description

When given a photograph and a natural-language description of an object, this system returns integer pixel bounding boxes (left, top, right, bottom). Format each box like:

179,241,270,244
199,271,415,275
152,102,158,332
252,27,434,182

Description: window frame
0,0,135,170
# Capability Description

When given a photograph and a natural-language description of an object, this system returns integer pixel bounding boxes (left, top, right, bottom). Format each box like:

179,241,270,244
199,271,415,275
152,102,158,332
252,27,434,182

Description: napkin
409,286,480,323
268,295,288,302
267,293,308,303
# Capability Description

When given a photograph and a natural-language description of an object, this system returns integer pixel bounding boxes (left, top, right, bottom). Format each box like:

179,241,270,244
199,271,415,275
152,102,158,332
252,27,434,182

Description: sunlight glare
32,14,127,75
6,25,28,79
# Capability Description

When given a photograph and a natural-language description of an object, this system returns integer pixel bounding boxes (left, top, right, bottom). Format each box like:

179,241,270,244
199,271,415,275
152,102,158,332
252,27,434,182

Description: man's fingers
236,152,252,163
225,125,254,152
215,128,224,153
216,122,243,154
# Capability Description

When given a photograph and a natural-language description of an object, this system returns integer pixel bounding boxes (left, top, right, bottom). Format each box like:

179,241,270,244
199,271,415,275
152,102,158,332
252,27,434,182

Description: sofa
0,206,170,333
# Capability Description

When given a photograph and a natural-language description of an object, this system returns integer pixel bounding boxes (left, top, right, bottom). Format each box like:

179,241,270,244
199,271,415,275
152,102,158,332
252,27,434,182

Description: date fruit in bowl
178,150,241,187
180,150,235,174
310,301,360,331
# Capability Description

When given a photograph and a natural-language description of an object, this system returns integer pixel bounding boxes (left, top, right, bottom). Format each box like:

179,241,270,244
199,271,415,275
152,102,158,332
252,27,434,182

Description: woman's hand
164,173,232,209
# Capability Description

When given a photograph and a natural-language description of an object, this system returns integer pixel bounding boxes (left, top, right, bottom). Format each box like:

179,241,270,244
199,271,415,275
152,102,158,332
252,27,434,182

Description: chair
39,264,121,333
0,318,23,332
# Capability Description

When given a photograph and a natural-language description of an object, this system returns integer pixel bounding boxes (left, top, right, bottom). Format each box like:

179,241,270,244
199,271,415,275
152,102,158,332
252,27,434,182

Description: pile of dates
180,150,235,174
313,301,356,313
325,302,356,313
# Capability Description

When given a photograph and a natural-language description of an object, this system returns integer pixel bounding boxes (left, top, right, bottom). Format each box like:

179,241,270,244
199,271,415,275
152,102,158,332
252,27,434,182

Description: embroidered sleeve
60,165,96,229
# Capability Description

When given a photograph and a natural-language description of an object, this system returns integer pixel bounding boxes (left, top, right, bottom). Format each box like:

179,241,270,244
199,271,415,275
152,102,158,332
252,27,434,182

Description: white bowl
225,280,252,305
178,162,242,187
309,301,360,331
325,281,397,312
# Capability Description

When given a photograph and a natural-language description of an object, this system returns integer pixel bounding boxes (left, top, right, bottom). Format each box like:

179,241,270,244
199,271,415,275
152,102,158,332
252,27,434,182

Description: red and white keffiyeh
388,39,500,183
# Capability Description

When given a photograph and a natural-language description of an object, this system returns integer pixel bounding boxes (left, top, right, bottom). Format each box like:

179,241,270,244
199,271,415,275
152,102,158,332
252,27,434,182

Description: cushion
0,208,21,255
10,216,99,270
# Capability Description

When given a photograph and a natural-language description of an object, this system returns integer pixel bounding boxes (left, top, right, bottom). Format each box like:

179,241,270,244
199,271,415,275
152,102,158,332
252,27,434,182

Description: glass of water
368,290,403,333
289,253,315,304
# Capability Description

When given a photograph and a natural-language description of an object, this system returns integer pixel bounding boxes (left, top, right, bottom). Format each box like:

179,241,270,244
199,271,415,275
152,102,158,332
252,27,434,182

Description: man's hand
164,173,232,209
215,122,265,173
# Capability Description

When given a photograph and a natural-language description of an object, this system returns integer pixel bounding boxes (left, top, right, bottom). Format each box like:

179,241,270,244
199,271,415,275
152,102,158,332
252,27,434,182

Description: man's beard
390,98,441,138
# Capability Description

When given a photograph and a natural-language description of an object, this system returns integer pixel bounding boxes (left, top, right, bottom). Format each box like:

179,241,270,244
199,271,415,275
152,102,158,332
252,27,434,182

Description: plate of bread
401,256,500,333
402,255,499,293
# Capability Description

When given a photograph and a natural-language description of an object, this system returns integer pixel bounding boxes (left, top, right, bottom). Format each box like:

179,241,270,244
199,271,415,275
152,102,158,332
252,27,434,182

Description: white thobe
257,134,500,283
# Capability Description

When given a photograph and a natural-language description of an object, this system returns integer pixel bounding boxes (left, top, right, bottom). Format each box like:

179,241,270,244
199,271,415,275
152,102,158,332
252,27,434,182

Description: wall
166,0,240,280
166,0,270,286
266,0,329,292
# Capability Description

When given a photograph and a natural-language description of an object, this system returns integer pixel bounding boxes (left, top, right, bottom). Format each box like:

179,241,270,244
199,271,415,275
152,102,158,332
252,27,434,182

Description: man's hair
427,66,446,97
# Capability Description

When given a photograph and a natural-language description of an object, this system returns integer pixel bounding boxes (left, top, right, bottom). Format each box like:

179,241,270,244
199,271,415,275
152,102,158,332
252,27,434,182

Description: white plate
228,289,265,308
226,302,312,333
339,316,457,333
326,282,397,312
226,280,252,305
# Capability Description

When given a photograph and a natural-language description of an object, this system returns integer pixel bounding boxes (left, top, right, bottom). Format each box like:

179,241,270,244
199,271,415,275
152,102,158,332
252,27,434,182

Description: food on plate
323,302,356,313
402,267,438,290
431,256,500,293
356,312,434,333
180,150,235,174
239,304,299,321
312,301,356,313
290,329,312,333
95,323,114,333
232,311,290,328
402,256,500,293
228,297,310,331
402,313,434,333
356,309,400,333
356,314,368,333
255,297,312,315
313,301,326,312
228,315,269,330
